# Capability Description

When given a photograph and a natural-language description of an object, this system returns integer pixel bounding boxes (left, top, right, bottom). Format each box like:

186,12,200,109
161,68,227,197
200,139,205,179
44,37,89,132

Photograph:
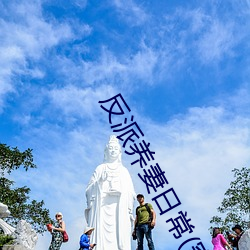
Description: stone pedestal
2,246,26,250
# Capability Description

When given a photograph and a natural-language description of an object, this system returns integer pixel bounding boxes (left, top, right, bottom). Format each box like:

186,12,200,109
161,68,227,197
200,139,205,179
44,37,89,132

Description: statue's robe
85,163,135,250
239,229,250,250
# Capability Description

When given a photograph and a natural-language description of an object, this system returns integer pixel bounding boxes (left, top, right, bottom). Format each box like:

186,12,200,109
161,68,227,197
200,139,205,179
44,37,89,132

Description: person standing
211,227,232,250
79,227,96,250
230,225,244,250
133,194,156,250
49,212,66,250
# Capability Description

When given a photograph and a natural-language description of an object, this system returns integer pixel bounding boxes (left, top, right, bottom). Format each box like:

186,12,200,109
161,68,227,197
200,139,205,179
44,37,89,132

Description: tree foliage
0,144,36,175
210,167,250,232
0,234,14,246
0,143,52,233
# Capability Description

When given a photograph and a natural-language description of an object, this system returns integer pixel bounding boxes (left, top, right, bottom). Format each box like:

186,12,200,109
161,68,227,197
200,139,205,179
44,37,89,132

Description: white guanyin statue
85,135,136,250
0,202,38,250
0,202,15,235
14,220,38,250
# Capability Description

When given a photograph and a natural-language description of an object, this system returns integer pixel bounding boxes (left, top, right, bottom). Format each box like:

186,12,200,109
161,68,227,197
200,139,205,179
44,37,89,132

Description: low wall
1,245,26,250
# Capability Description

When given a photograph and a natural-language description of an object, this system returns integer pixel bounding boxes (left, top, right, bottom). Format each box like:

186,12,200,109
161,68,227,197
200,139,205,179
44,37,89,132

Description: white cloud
188,8,209,33
48,84,117,120
224,84,250,114
127,43,158,84
0,2,73,58
160,7,240,67
0,1,75,110
0,45,25,110
196,20,235,63
82,48,127,85
81,45,158,86
73,0,87,9
112,0,148,26
140,104,250,231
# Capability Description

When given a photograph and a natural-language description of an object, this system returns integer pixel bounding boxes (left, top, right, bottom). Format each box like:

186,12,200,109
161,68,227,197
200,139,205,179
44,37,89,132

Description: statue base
1,245,26,250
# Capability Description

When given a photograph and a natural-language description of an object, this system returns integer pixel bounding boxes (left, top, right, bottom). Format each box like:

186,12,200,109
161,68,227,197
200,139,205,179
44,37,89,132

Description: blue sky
1,0,250,249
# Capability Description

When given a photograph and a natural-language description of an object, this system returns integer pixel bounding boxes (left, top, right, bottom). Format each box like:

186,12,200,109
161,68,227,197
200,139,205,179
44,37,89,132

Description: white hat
84,227,94,234
55,212,63,218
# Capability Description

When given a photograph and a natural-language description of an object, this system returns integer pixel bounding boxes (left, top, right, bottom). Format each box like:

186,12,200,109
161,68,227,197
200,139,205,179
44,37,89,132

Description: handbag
62,231,69,242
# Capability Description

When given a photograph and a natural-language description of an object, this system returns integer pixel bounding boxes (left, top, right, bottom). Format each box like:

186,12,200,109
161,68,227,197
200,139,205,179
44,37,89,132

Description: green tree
210,167,250,232
0,143,52,233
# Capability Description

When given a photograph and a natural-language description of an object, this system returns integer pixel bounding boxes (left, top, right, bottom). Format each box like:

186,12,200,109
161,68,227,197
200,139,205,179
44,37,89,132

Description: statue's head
104,135,122,163
0,202,10,218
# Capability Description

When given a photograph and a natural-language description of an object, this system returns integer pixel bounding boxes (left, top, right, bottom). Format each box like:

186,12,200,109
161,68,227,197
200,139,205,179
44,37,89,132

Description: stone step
1,245,26,250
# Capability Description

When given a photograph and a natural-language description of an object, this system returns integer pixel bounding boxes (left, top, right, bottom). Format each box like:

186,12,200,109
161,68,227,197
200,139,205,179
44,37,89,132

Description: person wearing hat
230,225,244,250
79,227,96,250
49,212,66,250
133,194,156,250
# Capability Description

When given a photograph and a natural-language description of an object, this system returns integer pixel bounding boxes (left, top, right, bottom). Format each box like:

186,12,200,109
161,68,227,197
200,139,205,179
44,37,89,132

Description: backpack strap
145,203,151,215
136,203,151,216
145,203,153,221
136,206,139,216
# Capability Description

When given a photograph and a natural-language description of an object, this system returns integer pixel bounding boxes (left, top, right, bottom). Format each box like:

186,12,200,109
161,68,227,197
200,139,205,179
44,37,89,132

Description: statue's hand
129,213,135,222
87,195,95,208
88,201,93,208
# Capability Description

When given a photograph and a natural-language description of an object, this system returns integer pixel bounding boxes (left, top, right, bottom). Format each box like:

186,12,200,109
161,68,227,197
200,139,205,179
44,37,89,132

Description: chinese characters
99,93,208,249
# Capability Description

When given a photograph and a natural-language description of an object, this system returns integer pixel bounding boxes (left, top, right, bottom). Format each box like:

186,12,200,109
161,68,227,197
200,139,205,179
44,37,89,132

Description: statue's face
107,142,120,160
